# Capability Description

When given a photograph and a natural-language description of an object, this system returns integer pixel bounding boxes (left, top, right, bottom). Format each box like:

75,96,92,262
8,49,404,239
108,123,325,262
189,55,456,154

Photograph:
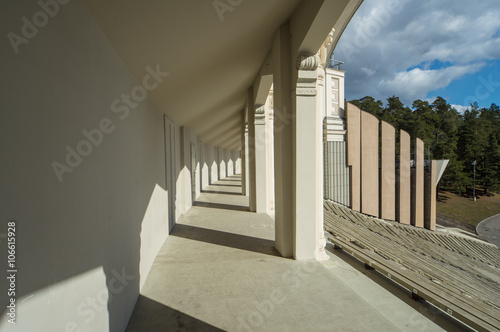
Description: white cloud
378,63,484,101
335,0,500,106
451,104,469,113
360,67,376,77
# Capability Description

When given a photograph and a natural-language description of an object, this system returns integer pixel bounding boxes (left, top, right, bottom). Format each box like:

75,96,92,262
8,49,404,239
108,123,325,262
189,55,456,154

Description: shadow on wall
0,174,169,332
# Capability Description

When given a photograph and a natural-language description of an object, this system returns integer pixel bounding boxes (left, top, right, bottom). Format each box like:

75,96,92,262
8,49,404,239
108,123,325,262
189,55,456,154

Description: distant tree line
348,96,500,196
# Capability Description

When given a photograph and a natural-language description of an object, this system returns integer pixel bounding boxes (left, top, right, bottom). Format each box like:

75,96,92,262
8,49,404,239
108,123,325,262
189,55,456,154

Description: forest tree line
348,96,500,196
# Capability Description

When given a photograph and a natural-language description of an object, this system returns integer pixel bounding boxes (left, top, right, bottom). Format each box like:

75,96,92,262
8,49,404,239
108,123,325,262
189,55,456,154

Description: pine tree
479,134,500,194
346,96,499,197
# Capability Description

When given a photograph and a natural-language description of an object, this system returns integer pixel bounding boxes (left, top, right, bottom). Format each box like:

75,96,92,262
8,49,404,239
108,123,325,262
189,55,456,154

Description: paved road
476,213,500,248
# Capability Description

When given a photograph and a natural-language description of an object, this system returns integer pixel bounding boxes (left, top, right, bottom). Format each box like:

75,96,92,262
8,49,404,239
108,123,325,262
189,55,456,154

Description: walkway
477,213,500,248
126,176,469,331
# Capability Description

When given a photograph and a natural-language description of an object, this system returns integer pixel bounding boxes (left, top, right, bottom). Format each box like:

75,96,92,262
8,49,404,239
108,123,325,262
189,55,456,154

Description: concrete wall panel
413,138,425,227
380,121,396,220
360,111,379,217
346,103,361,211
398,130,411,224
425,160,437,230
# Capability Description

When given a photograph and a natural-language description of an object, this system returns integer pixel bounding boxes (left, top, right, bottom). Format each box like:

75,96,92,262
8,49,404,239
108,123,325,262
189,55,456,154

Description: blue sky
334,0,500,112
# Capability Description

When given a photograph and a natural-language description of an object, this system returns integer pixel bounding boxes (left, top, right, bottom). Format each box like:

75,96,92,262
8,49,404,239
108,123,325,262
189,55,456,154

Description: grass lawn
436,190,500,226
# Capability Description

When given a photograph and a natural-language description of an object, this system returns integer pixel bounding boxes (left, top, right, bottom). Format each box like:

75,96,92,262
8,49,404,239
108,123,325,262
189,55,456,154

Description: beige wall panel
425,160,437,230
346,103,361,211
413,138,425,227
380,121,396,220
398,130,411,224
361,111,379,217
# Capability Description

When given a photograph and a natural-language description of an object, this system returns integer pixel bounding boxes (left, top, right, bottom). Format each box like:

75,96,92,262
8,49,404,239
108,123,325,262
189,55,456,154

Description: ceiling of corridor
81,0,302,150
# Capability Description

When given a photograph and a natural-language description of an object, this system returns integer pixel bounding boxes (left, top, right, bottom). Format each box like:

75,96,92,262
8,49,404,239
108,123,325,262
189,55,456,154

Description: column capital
296,54,319,71
255,105,266,115
294,59,318,97
267,107,274,121
317,66,325,87
294,54,319,97
266,89,273,110
255,105,266,124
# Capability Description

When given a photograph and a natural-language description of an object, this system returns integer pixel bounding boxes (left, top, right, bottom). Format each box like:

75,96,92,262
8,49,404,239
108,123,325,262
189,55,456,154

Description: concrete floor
126,175,471,332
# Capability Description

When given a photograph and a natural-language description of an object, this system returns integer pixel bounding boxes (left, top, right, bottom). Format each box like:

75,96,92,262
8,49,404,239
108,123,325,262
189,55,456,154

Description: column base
316,248,330,261
315,233,330,261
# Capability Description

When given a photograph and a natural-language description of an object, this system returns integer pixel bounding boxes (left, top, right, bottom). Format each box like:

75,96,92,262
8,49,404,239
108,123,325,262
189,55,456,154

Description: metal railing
327,59,344,71
324,141,350,206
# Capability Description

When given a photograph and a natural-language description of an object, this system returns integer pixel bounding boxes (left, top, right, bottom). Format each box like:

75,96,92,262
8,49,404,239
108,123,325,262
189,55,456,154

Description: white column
244,123,250,196
293,54,321,260
217,147,224,180
240,109,246,194
200,143,209,189
316,62,329,261
266,92,275,215
254,105,268,213
235,150,241,175
272,23,293,257
225,149,230,177
247,88,257,212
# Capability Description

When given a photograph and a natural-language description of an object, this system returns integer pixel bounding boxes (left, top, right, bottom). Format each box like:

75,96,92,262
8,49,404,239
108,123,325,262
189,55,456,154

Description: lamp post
472,160,477,202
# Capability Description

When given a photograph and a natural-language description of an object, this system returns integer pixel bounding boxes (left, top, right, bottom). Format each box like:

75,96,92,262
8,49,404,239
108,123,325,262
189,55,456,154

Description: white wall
225,149,233,176
233,151,242,175
202,144,218,189
216,147,224,180
0,1,169,331
325,68,345,118
209,146,219,186
199,143,208,189
164,116,183,230
180,126,201,213
201,146,240,190
173,125,183,222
